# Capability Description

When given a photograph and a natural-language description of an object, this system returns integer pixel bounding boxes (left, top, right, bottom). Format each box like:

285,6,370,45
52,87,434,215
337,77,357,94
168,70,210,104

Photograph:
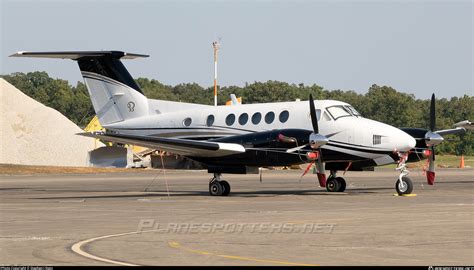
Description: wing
434,127,466,136
79,132,245,157
434,120,472,136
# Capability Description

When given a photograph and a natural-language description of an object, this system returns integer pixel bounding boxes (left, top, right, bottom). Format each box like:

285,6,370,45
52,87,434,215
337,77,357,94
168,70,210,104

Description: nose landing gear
209,173,231,196
395,152,413,195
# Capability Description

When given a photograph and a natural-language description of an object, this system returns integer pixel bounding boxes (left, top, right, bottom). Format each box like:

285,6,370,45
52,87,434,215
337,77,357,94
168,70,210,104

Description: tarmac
0,168,472,266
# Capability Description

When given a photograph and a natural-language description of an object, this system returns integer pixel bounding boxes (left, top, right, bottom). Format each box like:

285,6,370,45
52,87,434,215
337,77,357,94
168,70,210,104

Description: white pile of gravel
0,78,99,167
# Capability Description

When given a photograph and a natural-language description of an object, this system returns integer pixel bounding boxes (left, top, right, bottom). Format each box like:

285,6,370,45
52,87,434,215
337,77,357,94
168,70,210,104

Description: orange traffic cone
459,155,465,168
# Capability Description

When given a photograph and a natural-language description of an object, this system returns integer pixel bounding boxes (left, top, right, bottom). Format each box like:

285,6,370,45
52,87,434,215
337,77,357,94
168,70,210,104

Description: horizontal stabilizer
9,51,149,60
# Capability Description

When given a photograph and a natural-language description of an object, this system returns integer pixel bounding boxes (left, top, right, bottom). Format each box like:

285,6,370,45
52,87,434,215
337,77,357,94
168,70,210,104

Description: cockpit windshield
345,106,362,117
325,105,362,120
326,106,352,120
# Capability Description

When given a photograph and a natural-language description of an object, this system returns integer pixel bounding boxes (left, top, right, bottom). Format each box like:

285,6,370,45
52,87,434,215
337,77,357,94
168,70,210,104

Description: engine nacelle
424,131,444,146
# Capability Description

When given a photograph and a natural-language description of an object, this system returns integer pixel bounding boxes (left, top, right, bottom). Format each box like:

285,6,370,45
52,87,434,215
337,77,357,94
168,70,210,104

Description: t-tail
10,51,149,126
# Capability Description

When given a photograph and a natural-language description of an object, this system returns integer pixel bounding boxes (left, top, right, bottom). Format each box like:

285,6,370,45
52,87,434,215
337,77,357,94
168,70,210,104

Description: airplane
10,50,472,196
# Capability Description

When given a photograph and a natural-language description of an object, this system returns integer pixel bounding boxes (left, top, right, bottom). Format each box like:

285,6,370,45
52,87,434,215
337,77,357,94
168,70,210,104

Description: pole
212,41,220,107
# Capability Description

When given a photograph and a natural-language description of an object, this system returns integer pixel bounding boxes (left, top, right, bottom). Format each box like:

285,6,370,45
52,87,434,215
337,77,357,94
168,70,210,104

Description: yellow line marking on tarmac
393,194,417,197
168,241,318,266
71,229,159,266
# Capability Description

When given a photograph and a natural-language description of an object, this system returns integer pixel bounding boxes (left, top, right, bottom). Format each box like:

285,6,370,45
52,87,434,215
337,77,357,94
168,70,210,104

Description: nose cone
398,130,416,151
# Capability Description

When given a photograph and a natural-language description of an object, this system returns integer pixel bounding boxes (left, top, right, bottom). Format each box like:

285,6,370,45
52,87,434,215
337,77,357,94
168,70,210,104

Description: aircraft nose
398,130,416,151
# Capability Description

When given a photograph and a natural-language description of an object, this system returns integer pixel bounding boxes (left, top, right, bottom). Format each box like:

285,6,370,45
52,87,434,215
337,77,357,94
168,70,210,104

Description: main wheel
335,177,346,192
326,178,340,192
395,176,413,195
209,181,223,196
221,181,231,196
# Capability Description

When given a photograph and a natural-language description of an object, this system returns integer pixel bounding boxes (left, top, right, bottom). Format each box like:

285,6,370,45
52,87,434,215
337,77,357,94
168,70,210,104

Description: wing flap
79,132,245,157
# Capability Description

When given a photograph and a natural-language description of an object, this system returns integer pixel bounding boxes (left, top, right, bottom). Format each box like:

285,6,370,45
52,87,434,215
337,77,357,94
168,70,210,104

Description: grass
382,155,473,169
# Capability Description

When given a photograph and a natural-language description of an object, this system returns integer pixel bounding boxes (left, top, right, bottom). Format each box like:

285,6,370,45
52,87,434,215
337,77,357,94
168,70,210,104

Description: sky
1,0,472,99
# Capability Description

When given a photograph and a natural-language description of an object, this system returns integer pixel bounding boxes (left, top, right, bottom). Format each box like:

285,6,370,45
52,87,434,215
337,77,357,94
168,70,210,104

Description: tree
2,72,472,154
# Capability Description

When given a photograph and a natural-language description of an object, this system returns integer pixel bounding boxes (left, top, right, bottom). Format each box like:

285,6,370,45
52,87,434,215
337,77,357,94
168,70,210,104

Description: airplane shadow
30,187,392,200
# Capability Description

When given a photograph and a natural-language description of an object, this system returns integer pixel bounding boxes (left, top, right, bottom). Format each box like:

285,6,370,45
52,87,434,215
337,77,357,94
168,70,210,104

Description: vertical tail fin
10,51,150,126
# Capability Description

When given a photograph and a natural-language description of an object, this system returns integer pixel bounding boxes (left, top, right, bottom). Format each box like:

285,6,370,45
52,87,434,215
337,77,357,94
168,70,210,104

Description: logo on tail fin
127,101,135,112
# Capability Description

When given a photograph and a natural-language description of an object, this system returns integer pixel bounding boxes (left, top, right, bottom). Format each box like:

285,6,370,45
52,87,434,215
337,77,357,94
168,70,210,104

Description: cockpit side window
326,106,352,120
345,106,362,117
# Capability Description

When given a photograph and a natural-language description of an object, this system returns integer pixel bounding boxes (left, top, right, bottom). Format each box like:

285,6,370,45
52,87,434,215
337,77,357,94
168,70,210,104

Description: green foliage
2,72,472,155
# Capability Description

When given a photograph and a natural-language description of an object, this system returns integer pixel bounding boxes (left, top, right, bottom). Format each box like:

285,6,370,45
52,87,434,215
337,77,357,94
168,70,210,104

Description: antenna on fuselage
212,40,221,107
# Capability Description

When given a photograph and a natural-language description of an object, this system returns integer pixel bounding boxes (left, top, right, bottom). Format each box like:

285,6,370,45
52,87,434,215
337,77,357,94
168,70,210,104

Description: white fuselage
104,99,416,165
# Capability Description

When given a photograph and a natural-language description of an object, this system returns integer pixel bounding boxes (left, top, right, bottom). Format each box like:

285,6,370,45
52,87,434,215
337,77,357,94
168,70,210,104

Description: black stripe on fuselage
326,142,393,155
82,74,124,89
110,127,394,155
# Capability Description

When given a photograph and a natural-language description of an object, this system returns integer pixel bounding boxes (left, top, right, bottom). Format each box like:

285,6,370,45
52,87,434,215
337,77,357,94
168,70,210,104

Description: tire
209,181,223,196
326,178,340,192
335,177,346,192
395,176,413,195
221,181,231,196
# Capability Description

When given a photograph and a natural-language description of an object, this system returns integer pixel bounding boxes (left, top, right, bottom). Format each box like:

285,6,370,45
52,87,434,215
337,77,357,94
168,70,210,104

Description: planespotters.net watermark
137,219,337,234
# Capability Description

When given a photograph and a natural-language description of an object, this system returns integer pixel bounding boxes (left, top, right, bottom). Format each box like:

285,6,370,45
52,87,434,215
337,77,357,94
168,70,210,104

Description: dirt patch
0,164,136,175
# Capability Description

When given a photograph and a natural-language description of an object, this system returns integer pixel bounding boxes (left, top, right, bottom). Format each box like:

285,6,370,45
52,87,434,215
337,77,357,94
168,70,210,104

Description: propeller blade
427,146,435,185
315,149,326,187
430,93,436,131
309,94,319,134
286,144,308,153
301,161,314,178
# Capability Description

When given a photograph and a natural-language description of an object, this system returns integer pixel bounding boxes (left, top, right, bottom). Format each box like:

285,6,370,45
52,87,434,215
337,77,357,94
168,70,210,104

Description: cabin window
373,135,382,145
265,111,275,124
183,117,192,127
239,113,249,125
252,112,262,124
226,114,236,126
206,115,215,127
279,110,289,123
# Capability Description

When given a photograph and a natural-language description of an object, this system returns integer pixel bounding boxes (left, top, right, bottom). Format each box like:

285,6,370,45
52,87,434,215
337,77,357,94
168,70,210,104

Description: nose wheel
395,176,413,195
209,173,231,196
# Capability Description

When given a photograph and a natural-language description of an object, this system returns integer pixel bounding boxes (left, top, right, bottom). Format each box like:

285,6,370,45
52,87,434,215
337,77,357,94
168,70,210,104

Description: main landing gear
326,170,346,192
395,153,413,195
209,173,231,196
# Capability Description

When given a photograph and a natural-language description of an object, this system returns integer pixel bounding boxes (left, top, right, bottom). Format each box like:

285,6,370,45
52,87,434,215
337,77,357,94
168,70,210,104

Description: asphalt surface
0,168,473,266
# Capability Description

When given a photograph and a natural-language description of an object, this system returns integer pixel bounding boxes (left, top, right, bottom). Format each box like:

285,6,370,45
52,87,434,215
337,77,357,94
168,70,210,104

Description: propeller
424,94,443,185
305,94,329,187
309,94,319,133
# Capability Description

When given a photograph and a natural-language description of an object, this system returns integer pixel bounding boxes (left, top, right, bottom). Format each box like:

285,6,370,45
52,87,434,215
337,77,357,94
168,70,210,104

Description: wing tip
9,51,25,57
